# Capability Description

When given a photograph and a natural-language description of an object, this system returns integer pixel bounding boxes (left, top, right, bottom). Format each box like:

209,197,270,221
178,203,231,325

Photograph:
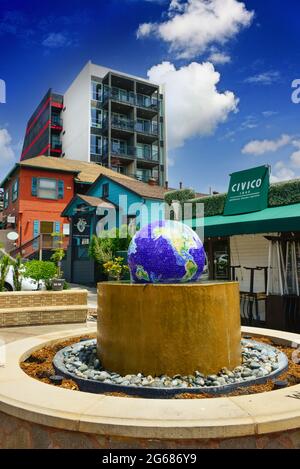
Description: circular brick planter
0,326,300,448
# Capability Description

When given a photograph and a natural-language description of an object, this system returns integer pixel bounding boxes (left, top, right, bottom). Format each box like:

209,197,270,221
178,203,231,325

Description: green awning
188,203,300,237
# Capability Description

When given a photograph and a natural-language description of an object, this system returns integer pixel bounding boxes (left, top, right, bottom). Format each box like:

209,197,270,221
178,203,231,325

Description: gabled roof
19,156,132,184
77,194,116,208
1,155,133,187
61,194,116,217
89,173,169,200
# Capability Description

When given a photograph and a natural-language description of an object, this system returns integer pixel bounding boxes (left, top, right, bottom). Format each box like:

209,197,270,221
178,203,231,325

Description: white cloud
137,0,254,59
270,161,296,183
244,71,280,85
262,110,278,118
242,134,291,156
207,51,231,65
42,32,72,48
0,128,15,166
147,61,238,149
290,150,300,168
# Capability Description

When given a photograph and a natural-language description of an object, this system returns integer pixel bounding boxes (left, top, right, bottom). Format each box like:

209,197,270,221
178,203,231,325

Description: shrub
103,257,129,281
164,188,195,206
89,225,132,266
12,254,23,291
0,254,11,292
24,260,57,290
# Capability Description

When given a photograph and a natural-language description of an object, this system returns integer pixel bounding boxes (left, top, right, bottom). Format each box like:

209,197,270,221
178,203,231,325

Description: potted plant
50,248,66,291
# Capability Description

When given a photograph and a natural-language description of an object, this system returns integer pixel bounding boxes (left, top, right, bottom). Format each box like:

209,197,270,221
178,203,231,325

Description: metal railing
135,122,158,135
103,87,159,110
10,234,69,260
111,117,135,132
137,150,159,161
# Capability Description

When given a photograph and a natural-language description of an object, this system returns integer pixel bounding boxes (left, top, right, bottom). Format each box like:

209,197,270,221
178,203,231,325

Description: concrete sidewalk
0,321,96,345
69,283,97,312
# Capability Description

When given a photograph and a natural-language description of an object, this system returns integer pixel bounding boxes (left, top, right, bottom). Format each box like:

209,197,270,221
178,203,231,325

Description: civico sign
224,165,270,216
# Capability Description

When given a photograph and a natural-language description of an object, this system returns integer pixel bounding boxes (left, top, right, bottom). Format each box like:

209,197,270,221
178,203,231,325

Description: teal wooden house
62,174,167,285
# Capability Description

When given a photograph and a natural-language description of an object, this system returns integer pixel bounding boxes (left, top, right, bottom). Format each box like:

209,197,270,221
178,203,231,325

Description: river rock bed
56,338,286,389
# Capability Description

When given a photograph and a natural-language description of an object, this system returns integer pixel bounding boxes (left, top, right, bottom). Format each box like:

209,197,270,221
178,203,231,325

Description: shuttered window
58,180,64,199
12,178,19,202
4,190,9,208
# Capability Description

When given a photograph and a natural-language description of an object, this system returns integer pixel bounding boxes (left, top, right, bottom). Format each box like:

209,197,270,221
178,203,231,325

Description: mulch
20,334,300,399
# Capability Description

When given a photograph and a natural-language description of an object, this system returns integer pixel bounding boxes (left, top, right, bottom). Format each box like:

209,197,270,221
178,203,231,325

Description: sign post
224,165,270,216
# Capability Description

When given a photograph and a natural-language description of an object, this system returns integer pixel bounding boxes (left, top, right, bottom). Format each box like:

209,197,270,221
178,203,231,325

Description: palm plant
0,255,11,292
12,254,23,291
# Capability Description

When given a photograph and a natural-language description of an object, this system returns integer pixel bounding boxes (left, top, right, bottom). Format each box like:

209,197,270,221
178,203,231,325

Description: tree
50,248,65,278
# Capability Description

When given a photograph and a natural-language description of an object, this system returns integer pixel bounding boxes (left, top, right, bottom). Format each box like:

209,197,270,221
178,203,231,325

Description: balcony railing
111,117,135,132
110,88,135,106
91,120,102,129
103,144,135,158
136,95,159,110
135,122,158,135
111,145,135,157
137,151,159,162
103,87,159,111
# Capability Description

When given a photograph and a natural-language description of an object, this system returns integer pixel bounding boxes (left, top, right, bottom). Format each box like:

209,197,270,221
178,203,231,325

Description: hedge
164,188,195,206
164,179,300,217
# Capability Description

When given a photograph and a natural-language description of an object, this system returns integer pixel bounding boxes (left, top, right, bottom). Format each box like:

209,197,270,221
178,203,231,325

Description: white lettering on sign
232,178,262,192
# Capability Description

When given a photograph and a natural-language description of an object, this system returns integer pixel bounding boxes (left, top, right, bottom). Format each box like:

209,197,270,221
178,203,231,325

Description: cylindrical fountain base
97,282,241,377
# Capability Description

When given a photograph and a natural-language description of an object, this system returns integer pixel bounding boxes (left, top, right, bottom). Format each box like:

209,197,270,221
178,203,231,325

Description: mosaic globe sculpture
128,220,206,284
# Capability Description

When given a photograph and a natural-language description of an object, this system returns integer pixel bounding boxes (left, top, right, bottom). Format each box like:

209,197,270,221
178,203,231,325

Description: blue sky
0,0,300,193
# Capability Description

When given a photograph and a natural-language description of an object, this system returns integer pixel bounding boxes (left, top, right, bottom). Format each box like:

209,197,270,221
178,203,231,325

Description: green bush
0,254,11,292
190,193,226,217
268,179,300,207
164,188,195,205
24,260,57,290
89,225,132,265
188,180,300,219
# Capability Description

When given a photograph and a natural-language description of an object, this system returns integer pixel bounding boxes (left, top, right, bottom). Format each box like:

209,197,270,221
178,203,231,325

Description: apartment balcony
102,117,135,139
50,141,62,156
103,88,135,113
103,86,160,117
136,95,159,111
91,119,102,130
90,153,103,163
103,144,135,161
51,115,63,130
135,170,157,183
136,122,158,143
137,150,159,168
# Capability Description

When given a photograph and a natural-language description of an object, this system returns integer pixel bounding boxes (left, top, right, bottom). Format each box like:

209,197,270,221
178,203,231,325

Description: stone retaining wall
0,411,299,449
0,290,88,327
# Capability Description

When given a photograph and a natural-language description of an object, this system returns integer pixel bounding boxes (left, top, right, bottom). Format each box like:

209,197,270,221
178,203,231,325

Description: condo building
21,61,167,186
